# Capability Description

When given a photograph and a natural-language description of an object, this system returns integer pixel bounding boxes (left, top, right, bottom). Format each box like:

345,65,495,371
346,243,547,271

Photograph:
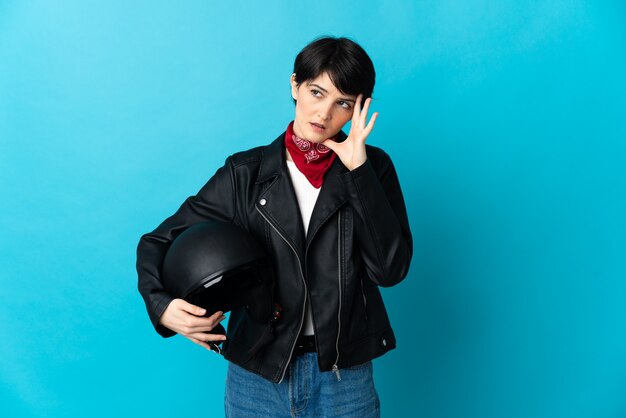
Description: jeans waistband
293,334,316,356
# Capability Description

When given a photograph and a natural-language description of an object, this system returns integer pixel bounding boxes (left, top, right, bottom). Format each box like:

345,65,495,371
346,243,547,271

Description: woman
137,36,413,417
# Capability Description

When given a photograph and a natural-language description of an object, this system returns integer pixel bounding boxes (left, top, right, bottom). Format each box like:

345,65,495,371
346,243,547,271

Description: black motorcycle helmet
161,219,280,355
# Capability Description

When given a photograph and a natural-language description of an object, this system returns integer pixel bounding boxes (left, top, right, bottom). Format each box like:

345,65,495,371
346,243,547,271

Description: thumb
322,138,339,152
180,300,206,316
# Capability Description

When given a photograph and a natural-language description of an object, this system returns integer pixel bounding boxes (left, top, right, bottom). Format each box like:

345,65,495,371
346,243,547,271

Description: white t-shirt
286,159,321,336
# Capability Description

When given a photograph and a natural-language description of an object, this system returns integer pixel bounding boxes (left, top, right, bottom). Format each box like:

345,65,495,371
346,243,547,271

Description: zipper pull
332,364,342,381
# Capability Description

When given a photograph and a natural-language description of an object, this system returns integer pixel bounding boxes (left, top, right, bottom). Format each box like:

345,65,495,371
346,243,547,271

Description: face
290,72,357,143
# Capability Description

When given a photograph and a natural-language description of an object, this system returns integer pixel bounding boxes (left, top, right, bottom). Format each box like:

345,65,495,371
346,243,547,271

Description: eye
311,89,322,97
338,101,352,110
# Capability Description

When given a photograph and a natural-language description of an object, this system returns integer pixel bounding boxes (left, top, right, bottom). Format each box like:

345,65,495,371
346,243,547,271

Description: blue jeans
224,352,380,417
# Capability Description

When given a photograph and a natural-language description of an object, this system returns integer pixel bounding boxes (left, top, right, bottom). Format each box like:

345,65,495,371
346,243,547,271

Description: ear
290,73,299,101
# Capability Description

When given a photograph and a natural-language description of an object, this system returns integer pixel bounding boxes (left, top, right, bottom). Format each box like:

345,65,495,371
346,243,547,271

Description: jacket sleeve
339,150,413,287
136,156,237,337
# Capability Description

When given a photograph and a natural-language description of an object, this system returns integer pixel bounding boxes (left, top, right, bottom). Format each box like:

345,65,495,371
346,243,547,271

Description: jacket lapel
306,131,348,248
255,129,350,257
305,156,349,249
255,134,306,259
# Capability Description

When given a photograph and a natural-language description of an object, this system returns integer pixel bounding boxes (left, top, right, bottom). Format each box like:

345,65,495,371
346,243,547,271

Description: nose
317,101,333,121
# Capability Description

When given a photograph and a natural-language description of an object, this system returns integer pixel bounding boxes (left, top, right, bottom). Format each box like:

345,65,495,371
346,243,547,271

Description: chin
307,135,326,144
300,129,321,142
310,128,340,143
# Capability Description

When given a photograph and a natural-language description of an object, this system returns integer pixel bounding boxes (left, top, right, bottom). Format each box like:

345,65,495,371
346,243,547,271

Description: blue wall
1,1,625,417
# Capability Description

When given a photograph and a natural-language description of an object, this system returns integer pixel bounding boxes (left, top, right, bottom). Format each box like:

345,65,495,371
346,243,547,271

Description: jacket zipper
331,210,343,381
255,205,308,384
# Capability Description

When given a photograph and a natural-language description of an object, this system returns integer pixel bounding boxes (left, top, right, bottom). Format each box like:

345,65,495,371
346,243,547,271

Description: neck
292,121,306,140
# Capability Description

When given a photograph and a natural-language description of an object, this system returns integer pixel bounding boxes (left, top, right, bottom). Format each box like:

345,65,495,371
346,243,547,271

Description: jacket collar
256,129,349,184
255,128,350,257
255,132,286,184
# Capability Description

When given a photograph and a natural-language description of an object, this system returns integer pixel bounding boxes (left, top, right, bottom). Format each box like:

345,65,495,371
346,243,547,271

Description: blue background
1,1,625,417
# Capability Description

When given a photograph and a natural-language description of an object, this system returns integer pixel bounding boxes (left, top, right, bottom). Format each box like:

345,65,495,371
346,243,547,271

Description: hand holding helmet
159,299,227,353
159,219,278,357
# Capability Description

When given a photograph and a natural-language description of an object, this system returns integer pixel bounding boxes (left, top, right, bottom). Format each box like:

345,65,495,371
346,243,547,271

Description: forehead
305,72,355,98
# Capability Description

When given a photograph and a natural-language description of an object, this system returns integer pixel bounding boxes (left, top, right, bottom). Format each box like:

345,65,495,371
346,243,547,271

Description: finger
184,312,227,330
360,97,372,126
188,336,221,352
183,309,222,323
186,318,227,333
352,94,363,124
188,332,228,343
205,310,225,321
363,111,378,136
179,300,209,317
322,138,338,152
183,323,225,333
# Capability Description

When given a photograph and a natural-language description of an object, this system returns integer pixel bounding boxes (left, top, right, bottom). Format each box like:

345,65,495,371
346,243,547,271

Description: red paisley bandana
284,120,337,188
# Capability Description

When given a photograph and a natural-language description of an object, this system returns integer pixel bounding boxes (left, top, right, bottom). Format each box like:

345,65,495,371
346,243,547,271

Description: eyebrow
307,82,356,103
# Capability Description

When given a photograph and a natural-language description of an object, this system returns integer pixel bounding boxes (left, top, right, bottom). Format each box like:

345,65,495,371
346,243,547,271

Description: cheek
294,101,307,118
337,110,353,125
298,97,316,114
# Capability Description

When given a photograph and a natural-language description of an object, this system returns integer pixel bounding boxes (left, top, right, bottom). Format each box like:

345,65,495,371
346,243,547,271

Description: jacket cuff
339,158,376,188
152,293,177,338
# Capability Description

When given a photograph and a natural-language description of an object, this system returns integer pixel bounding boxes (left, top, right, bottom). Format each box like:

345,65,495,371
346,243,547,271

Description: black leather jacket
136,129,413,383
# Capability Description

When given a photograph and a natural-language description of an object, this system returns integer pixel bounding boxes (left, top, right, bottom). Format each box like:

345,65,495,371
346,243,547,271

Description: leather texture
136,129,413,383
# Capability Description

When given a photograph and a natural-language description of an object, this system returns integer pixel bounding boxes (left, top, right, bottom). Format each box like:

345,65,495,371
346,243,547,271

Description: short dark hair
292,36,376,105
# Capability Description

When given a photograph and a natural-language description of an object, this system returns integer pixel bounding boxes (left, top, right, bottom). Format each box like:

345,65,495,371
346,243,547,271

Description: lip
310,122,326,132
